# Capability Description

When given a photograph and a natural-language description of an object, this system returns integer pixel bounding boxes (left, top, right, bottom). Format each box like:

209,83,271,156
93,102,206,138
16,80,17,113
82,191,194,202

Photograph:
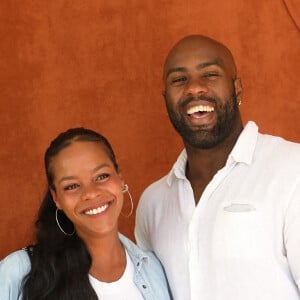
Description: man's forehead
163,35,236,78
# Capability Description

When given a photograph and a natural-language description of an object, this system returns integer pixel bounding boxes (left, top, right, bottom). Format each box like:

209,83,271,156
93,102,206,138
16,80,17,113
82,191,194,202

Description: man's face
163,37,242,149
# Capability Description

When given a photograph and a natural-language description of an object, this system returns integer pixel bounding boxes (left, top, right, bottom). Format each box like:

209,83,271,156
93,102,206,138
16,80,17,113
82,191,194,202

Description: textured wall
0,0,299,258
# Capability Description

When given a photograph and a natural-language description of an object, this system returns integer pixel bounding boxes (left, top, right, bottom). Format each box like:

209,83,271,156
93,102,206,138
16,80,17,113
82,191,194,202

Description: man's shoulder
255,132,300,178
136,174,173,214
258,132,300,158
141,174,170,200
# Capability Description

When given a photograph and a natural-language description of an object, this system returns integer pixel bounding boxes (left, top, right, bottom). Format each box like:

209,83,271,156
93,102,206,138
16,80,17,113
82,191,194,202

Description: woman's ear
50,188,61,210
118,172,125,187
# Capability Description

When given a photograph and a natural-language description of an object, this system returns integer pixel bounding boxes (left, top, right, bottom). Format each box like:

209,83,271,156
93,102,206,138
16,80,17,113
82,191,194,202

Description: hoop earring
121,184,133,217
55,208,75,236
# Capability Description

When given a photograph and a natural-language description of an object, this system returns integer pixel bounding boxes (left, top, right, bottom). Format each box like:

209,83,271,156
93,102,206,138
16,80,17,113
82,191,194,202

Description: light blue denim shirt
0,233,172,300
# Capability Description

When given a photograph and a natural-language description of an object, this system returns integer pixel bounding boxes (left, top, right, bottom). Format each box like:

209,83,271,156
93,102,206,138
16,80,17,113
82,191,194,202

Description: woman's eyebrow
58,163,110,183
58,175,77,184
92,163,110,173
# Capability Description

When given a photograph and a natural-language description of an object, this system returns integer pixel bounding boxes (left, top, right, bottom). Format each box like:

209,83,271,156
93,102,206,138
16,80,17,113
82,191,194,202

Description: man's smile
187,104,214,115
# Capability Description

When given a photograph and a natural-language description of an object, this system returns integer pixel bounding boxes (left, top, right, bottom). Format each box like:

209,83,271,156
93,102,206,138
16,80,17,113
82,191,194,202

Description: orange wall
0,0,299,258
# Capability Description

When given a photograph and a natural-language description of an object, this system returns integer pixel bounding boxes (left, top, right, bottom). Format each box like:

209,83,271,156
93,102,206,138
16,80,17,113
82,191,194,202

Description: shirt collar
166,121,259,186
118,233,148,265
228,121,258,165
166,149,188,186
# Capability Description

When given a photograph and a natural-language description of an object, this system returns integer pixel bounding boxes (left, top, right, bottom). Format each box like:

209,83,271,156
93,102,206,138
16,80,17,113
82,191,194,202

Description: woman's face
50,140,124,240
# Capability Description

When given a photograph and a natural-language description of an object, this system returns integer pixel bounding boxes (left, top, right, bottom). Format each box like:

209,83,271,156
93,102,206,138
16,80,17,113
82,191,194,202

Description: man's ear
234,78,243,103
50,188,61,210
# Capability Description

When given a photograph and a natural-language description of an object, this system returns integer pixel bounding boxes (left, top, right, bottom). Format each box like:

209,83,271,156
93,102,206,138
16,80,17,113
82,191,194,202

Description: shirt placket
187,161,237,300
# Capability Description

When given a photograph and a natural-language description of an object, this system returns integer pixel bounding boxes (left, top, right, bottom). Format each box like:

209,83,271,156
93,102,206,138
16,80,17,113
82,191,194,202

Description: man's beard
165,89,240,149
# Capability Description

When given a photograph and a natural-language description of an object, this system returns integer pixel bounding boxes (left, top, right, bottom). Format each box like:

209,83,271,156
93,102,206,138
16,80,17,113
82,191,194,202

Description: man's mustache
179,95,217,108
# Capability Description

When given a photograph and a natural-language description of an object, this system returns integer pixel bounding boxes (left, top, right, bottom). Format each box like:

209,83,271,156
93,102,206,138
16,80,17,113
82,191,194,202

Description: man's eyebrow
165,67,186,78
196,60,222,69
165,60,222,78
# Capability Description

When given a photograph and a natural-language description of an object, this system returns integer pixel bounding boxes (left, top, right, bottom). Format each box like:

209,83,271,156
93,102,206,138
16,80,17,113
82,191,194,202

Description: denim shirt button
142,284,147,289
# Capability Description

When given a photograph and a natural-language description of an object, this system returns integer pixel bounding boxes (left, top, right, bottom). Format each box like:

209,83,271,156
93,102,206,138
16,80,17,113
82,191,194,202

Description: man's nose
185,78,208,96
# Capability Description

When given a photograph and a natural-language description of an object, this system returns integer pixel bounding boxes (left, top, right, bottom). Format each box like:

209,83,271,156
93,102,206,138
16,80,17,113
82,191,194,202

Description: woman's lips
82,201,113,216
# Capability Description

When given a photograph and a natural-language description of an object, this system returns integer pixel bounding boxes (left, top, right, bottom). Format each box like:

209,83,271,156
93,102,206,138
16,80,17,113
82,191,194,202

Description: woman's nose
81,183,101,200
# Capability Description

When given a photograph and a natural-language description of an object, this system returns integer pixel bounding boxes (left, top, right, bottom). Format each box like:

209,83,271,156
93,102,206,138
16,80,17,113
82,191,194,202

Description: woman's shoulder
119,234,172,299
119,233,161,263
0,248,31,283
119,234,166,277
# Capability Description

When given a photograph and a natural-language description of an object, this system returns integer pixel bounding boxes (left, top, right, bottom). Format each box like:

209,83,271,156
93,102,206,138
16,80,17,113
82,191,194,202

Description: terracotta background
0,0,299,259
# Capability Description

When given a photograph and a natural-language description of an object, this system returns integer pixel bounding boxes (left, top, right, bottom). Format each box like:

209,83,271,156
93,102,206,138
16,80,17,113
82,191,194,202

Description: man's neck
184,122,243,203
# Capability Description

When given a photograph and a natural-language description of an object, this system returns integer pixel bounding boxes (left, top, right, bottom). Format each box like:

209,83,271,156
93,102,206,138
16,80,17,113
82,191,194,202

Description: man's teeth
84,203,109,215
187,105,214,115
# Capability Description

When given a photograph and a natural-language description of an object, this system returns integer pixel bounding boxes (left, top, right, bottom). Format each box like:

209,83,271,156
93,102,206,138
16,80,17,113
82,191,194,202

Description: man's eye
96,174,109,181
171,77,187,84
203,73,219,79
64,183,79,191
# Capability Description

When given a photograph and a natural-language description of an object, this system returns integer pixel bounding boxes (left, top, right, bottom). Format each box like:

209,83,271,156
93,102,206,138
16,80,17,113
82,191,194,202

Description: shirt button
142,285,147,289
137,262,140,267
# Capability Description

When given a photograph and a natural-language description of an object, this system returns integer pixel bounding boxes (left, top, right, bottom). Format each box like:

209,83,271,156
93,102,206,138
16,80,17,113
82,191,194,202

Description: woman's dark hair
22,128,119,299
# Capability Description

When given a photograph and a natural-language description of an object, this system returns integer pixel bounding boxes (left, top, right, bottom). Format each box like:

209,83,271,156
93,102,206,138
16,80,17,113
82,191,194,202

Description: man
135,35,300,300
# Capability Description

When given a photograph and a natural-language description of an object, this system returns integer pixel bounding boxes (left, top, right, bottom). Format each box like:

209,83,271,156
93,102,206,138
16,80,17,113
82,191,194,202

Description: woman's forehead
51,141,111,170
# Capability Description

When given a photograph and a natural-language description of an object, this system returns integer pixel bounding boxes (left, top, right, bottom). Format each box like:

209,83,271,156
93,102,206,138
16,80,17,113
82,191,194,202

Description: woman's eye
64,183,79,191
96,173,109,181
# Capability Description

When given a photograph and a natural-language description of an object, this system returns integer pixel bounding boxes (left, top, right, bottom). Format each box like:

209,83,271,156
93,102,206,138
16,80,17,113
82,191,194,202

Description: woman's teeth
84,203,109,215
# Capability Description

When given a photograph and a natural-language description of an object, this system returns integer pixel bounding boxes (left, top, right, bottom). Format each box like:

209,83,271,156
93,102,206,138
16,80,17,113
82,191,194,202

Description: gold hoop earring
55,208,75,236
121,184,134,217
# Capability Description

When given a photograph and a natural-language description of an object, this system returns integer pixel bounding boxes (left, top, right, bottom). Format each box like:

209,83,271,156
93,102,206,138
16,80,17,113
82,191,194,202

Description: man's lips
82,201,113,216
186,101,215,120
186,104,214,115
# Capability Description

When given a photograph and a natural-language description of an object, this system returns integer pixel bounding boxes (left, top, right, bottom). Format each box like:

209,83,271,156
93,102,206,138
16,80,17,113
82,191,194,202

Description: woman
0,128,171,300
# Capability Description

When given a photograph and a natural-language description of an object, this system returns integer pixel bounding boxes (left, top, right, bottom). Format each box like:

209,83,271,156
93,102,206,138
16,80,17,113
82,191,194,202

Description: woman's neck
85,233,127,283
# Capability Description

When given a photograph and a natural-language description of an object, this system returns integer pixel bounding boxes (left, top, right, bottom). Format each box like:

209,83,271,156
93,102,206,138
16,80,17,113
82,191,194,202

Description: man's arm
135,194,152,251
284,181,300,290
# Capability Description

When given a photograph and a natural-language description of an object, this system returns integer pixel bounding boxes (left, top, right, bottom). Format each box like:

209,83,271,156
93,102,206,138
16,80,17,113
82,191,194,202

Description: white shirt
89,250,144,300
135,121,300,300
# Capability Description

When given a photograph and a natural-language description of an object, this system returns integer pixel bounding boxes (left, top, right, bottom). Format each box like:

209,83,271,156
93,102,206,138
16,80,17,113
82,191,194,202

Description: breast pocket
212,206,273,259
